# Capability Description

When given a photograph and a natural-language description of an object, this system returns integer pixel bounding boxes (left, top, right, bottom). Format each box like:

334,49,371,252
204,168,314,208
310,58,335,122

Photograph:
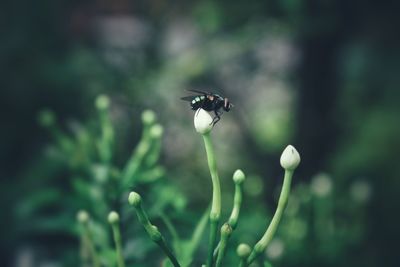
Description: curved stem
213,180,244,260
131,198,181,267
228,183,243,229
202,133,221,267
246,170,293,265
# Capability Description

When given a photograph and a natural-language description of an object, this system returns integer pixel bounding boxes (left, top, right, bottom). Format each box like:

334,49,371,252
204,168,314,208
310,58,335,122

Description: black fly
181,89,233,125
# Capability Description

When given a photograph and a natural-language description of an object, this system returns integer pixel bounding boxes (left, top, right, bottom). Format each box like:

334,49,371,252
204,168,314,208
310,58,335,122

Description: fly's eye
224,101,231,111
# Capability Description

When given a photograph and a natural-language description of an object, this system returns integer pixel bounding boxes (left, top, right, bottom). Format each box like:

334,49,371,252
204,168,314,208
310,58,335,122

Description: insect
181,89,233,125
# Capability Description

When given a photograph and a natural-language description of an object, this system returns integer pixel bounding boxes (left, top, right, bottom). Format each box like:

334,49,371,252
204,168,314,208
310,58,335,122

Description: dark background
1,0,400,266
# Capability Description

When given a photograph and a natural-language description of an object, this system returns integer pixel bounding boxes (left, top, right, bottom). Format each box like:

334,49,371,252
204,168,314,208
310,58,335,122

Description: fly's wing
180,95,197,102
187,89,210,95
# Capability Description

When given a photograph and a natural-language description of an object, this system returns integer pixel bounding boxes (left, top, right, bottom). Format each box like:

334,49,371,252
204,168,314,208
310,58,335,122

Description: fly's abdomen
190,95,206,110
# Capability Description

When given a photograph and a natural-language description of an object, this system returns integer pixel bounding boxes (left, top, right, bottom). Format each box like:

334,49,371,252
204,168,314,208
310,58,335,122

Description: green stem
79,232,90,267
98,106,114,164
246,170,293,265
122,122,153,187
202,133,221,267
214,172,244,259
238,259,247,267
228,183,243,229
215,224,232,267
110,223,126,267
208,219,219,267
160,212,181,253
82,223,101,267
129,193,180,267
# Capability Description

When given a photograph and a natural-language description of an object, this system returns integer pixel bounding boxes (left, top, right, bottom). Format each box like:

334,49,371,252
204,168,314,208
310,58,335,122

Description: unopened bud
77,210,89,223
141,110,156,125
194,109,213,134
95,95,110,110
233,169,246,185
128,192,142,207
237,243,251,258
107,211,119,224
280,145,300,171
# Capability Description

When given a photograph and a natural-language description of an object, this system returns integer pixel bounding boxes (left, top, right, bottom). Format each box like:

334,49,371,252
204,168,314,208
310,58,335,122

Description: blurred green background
1,0,400,266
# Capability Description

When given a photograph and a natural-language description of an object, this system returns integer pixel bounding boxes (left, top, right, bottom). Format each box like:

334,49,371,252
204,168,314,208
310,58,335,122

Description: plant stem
82,222,101,267
110,222,126,267
79,232,90,267
213,177,244,260
202,133,221,267
129,193,181,267
208,219,219,267
215,224,232,267
161,212,181,253
228,183,243,229
238,259,247,267
246,170,294,265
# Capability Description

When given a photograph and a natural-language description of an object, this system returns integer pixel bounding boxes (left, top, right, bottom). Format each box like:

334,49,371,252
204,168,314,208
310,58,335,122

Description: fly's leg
195,101,206,118
210,110,222,126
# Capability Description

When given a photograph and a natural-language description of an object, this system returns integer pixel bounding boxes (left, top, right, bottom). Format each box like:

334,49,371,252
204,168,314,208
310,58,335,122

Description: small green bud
141,110,156,125
107,211,119,224
149,124,163,138
128,192,142,207
220,223,232,238
194,109,213,134
233,169,246,185
77,210,89,223
95,94,110,110
280,145,300,171
38,109,55,127
236,243,251,258
149,225,162,241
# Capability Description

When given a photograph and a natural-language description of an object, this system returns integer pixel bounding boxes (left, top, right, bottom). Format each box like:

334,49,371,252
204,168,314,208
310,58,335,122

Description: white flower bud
280,145,300,171
107,211,120,224
194,109,213,134
76,210,89,223
95,95,110,110
149,124,163,138
141,110,156,125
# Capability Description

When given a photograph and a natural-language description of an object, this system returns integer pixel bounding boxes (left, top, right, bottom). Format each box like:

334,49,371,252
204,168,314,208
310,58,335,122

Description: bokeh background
1,0,400,267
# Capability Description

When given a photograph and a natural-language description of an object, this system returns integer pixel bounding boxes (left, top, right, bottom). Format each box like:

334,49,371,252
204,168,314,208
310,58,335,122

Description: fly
181,89,233,125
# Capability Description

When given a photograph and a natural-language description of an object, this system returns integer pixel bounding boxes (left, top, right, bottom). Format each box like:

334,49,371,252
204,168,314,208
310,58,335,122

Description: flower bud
107,211,120,224
236,243,251,258
233,169,246,185
280,145,300,171
128,192,142,207
77,210,89,223
38,109,55,127
149,124,163,138
141,110,156,125
194,109,213,134
95,95,110,110
220,223,232,238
